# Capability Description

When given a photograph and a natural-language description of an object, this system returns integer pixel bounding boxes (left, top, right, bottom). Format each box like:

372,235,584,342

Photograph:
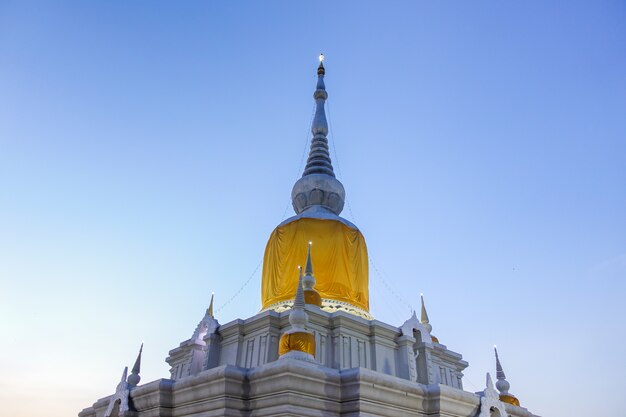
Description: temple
79,57,540,417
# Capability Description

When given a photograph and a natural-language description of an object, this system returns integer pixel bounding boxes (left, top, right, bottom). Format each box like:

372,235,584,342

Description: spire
495,346,506,381
291,55,346,215
302,242,322,306
420,294,439,343
494,346,520,406
294,267,305,310
288,266,308,330
279,266,316,360
304,241,314,277
127,343,143,386
304,53,333,177
420,294,431,331
208,293,214,318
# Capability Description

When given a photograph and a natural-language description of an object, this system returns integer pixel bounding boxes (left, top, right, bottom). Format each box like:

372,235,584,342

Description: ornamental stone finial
494,346,520,406
292,55,346,216
127,343,143,387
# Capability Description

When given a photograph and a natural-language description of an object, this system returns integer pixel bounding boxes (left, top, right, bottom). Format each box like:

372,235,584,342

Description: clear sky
1,2,624,416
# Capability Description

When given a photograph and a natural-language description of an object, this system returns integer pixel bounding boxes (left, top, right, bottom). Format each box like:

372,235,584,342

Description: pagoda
79,57,540,417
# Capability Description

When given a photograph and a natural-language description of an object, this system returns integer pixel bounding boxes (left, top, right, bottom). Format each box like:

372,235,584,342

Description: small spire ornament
127,343,143,387
494,346,520,406
303,242,322,306
278,266,316,361
420,294,439,343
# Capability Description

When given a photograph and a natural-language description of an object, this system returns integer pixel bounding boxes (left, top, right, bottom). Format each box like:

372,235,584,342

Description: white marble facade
79,306,540,417
166,306,467,387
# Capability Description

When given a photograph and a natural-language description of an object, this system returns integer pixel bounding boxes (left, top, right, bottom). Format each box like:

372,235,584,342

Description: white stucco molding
103,367,131,417
399,311,433,344
477,373,508,417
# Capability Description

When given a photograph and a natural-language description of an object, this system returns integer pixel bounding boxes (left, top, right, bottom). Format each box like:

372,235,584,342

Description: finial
420,295,439,342
208,292,215,318
494,346,506,382
318,53,325,76
119,366,128,387
309,55,329,168
191,295,220,343
294,267,305,310
494,346,520,406
291,54,345,215
304,242,314,277
486,372,495,390
127,343,143,386
302,242,322,306
420,294,432,332
288,266,308,330
278,266,316,360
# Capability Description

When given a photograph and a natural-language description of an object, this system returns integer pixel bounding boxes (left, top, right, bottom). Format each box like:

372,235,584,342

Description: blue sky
1,2,625,416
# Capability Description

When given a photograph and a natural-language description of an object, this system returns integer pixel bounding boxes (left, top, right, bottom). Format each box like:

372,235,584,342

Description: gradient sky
1,2,625,417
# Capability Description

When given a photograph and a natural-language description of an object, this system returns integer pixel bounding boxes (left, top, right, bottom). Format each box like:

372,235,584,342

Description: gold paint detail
278,331,316,356
261,218,369,312
499,394,520,406
304,290,322,306
431,335,439,343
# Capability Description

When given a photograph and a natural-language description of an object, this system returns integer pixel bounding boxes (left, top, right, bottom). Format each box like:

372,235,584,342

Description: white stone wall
79,359,540,417
165,307,468,392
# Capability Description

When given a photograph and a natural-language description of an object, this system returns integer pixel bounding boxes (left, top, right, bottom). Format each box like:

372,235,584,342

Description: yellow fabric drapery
278,332,316,356
304,289,322,306
261,217,369,311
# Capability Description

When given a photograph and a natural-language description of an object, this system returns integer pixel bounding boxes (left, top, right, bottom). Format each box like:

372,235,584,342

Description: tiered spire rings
303,242,322,306
208,293,214,318
278,266,316,360
291,54,346,215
